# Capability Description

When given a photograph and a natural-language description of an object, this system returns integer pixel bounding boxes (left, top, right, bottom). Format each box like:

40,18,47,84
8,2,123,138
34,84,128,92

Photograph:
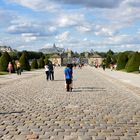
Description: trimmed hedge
31,59,38,69
0,52,12,71
19,52,30,71
117,53,128,70
125,52,140,72
38,57,45,68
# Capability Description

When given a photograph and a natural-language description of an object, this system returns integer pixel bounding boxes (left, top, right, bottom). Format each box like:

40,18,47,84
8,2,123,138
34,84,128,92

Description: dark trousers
66,79,72,91
45,71,50,80
17,68,21,75
50,71,54,80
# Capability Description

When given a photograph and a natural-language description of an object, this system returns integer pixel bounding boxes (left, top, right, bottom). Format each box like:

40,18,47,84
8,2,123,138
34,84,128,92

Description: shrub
19,52,30,71
125,52,140,72
117,53,128,70
38,57,45,68
31,59,38,69
0,52,12,71
105,55,112,68
44,57,51,65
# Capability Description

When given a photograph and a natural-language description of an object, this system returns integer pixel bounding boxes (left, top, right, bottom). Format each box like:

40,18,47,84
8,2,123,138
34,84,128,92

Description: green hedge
19,52,30,71
117,53,128,70
0,52,12,71
31,59,38,69
125,52,140,72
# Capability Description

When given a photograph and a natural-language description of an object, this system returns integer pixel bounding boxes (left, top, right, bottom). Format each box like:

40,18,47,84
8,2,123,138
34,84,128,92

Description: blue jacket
64,67,72,79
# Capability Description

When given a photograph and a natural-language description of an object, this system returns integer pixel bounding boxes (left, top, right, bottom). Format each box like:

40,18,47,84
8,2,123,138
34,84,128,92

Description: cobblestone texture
0,67,140,140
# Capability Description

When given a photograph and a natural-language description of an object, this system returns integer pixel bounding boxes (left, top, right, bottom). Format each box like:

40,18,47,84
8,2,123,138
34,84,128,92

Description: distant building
49,54,62,66
39,44,64,54
88,53,103,66
0,46,13,52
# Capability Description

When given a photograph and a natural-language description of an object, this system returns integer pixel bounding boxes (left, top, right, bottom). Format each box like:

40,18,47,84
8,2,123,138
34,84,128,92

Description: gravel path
0,67,140,140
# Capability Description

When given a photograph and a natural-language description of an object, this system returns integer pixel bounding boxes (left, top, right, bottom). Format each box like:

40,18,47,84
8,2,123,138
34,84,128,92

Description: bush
105,55,112,68
0,52,12,71
19,52,30,71
38,57,45,68
117,53,128,70
44,57,51,65
125,52,140,72
31,59,38,69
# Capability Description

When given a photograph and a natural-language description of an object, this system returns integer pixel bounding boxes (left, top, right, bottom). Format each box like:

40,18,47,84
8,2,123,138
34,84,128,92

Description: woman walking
7,62,13,74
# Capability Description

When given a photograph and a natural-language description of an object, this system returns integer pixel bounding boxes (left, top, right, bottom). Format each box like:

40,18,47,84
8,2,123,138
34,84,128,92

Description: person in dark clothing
64,64,72,92
48,62,54,80
69,64,73,90
16,61,22,75
102,62,106,71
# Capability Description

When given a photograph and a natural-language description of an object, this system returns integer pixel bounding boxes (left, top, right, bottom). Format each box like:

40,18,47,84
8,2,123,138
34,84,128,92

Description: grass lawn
0,71,8,75
120,69,139,74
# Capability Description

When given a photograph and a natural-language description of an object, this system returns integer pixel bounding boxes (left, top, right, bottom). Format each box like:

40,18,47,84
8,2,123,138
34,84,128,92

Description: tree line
0,50,140,73
101,50,140,72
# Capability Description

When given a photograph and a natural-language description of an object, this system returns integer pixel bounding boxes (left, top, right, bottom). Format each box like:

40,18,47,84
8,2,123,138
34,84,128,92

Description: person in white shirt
45,64,50,80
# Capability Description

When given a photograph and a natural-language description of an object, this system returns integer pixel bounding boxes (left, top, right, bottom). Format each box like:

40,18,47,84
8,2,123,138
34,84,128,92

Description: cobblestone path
0,67,140,140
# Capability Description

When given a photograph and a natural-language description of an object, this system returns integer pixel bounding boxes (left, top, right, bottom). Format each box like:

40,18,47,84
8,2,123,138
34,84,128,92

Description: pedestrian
7,62,13,74
102,62,106,71
64,64,72,92
69,64,73,90
48,62,54,80
16,61,21,75
45,63,50,80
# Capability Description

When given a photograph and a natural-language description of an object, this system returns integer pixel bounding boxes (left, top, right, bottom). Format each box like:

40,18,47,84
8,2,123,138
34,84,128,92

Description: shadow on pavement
73,86,106,92
0,111,25,115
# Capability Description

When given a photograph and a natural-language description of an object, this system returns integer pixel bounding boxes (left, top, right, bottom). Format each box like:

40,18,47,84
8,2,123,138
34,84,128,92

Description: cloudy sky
0,0,140,52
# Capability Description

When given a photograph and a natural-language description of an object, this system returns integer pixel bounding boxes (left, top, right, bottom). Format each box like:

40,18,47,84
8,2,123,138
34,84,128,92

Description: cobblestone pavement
0,67,140,140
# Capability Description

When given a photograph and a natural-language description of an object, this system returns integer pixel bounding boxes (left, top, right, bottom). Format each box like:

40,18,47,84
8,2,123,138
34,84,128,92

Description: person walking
45,63,50,80
102,62,106,71
69,64,73,90
64,64,72,92
7,62,13,74
48,62,54,80
16,61,21,75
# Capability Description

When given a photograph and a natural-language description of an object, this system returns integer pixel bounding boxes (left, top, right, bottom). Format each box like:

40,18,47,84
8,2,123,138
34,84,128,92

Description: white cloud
95,27,114,37
77,25,92,32
56,13,85,27
51,0,124,8
8,0,60,12
56,31,70,42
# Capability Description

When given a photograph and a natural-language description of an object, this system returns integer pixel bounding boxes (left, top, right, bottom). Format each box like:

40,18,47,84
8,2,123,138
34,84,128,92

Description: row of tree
0,49,140,72
0,51,50,72
103,50,140,72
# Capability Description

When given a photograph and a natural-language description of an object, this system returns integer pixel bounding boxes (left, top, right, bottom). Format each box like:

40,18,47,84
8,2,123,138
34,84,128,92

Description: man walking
48,62,54,80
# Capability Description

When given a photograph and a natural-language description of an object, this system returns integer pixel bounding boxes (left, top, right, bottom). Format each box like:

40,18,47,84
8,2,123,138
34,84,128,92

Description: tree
125,52,140,72
105,55,112,68
9,51,18,60
0,52,12,71
44,56,51,65
117,52,128,70
107,49,114,56
19,52,30,71
38,57,45,68
31,59,38,69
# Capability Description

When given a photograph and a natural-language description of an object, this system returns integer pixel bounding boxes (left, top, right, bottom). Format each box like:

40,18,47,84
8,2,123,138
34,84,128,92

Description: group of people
7,61,22,75
44,62,54,81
